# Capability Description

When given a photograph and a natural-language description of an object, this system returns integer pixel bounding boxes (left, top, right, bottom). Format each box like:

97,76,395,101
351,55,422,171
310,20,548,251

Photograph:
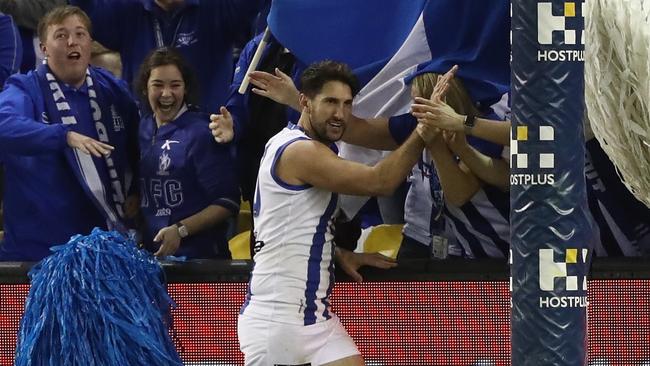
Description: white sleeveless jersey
241,125,339,326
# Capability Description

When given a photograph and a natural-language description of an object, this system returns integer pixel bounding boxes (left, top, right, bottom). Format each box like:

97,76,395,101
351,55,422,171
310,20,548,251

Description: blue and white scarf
36,63,127,231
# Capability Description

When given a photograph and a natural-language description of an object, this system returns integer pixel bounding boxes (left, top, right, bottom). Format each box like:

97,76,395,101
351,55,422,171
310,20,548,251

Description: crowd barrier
1,258,649,365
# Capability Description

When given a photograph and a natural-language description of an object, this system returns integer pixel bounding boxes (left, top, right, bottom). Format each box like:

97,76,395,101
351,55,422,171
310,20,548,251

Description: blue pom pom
15,228,183,365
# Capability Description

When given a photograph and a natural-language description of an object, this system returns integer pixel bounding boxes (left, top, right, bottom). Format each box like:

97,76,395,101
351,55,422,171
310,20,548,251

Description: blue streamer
15,228,183,366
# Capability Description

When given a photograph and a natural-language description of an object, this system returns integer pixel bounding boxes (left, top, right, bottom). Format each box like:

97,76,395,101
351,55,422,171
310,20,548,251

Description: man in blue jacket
0,5,139,261
0,11,21,87
0,11,22,237
215,32,302,204
70,0,265,112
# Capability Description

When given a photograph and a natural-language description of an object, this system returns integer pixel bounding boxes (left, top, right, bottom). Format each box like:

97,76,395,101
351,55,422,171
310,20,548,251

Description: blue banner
511,1,591,365
267,0,426,86
267,0,510,118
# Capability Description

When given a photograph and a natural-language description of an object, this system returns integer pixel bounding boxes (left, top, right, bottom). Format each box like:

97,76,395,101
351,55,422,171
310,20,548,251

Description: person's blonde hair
411,72,480,117
37,5,92,44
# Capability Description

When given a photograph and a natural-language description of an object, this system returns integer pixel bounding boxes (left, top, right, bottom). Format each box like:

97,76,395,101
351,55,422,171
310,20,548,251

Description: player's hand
209,106,234,144
66,131,114,157
249,68,300,110
335,248,397,283
153,225,181,257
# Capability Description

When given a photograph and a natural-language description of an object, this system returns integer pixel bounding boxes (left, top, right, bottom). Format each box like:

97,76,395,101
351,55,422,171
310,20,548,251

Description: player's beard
307,112,345,144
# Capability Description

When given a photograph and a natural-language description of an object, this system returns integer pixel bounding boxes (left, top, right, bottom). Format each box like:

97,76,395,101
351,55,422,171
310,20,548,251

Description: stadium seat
237,209,252,234
359,224,403,259
240,199,251,212
228,230,251,260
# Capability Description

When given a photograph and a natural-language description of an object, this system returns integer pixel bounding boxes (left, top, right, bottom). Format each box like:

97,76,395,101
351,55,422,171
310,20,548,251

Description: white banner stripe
74,149,118,224
353,13,432,118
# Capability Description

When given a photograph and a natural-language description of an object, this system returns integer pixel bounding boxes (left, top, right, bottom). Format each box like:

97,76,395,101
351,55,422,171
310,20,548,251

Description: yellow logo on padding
539,248,588,291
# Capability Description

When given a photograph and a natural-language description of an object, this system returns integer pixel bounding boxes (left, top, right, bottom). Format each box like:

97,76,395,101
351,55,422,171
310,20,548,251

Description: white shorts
238,313,360,366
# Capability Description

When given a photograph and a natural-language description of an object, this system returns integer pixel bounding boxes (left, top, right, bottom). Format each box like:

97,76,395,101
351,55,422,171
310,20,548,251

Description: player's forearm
370,131,424,196
342,115,398,150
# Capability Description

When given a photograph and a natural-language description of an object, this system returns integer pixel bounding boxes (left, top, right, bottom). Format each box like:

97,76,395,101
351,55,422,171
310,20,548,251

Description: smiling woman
135,47,239,260
135,47,198,116
147,64,186,126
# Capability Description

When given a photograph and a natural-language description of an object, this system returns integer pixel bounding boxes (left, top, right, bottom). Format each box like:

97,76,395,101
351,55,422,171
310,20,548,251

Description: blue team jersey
227,32,303,142
226,33,305,201
71,0,264,111
0,13,21,88
0,67,139,261
139,108,239,259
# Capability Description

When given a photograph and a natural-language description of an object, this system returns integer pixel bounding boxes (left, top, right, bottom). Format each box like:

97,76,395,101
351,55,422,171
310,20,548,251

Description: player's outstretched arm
277,130,426,197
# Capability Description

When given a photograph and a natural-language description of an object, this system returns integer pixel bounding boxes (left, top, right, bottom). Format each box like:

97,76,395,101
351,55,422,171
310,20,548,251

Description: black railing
1,257,648,284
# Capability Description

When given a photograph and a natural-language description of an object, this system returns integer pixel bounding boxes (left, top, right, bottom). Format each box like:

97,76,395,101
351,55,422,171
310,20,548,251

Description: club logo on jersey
161,139,180,150
510,125,555,186
536,1,584,62
176,31,197,47
157,150,171,176
538,248,588,308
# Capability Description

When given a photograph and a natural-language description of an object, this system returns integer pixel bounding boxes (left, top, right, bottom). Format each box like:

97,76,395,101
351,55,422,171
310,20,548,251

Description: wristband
175,222,189,238
463,114,477,131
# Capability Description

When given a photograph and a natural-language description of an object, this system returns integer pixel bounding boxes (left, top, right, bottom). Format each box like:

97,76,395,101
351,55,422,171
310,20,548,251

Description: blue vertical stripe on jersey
321,242,336,320
240,263,256,314
303,193,338,325
253,180,261,218
270,137,312,191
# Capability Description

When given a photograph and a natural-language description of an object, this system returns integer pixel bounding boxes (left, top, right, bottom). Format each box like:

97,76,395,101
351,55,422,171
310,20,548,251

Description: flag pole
238,27,271,94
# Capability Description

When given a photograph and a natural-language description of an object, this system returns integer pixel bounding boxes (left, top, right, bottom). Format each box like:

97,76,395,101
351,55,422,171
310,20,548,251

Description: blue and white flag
267,0,427,90
268,0,510,118
267,0,510,217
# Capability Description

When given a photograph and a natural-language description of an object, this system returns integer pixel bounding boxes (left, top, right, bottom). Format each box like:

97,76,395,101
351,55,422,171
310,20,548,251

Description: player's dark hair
300,61,359,98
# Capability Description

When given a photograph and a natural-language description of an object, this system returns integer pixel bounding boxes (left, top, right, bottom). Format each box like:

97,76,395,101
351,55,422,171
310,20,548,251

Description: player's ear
299,93,310,111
